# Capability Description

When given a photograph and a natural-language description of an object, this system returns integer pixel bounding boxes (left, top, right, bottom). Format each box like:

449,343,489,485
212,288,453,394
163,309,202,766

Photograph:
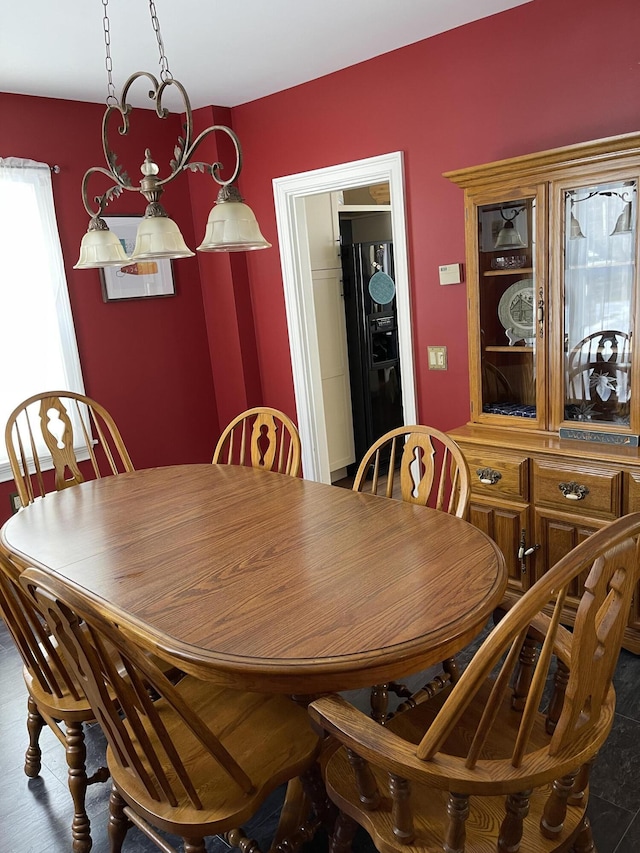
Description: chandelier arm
98,68,241,193
101,72,198,193
182,124,243,188
79,165,141,219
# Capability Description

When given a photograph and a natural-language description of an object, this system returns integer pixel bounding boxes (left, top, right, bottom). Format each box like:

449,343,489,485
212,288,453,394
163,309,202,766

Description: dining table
0,463,507,696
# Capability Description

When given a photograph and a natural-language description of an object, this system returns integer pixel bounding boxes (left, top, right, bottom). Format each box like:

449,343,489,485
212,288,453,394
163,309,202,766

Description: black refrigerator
340,239,404,472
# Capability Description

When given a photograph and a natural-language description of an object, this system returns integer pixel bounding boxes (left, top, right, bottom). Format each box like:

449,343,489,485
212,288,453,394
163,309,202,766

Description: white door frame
273,151,416,482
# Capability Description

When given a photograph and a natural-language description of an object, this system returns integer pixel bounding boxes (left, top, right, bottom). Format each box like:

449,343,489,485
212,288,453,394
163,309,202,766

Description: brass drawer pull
558,481,589,501
476,467,502,485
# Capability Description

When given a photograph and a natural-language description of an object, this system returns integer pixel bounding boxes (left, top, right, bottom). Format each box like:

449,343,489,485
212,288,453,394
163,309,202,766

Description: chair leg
300,761,338,836
226,828,261,853
370,684,389,724
546,658,570,734
540,770,580,839
444,792,469,853
571,816,597,853
568,760,594,807
65,720,92,853
24,695,44,777
329,811,359,853
498,789,531,853
184,839,207,853
108,787,131,853
512,632,539,711
442,657,461,684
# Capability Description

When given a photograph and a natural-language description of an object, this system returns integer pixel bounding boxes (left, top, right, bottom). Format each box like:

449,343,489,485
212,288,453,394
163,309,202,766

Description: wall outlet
9,492,21,514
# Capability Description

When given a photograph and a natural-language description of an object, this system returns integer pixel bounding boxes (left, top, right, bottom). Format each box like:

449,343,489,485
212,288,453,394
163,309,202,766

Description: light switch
438,263,462,285
428,346,447,370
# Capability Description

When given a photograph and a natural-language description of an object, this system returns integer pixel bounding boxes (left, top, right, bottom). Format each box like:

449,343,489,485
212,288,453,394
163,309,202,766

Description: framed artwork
99,216,176,302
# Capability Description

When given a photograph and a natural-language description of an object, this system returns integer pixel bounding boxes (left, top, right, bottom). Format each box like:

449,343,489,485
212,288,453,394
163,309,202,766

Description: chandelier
75,0,271,270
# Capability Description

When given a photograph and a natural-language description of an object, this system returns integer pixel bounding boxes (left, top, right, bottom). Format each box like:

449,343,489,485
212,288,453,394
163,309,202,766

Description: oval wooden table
1,463,506,696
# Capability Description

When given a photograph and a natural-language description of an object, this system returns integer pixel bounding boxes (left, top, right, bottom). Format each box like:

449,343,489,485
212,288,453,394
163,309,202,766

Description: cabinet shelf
485,346,534,352
483,268,534,277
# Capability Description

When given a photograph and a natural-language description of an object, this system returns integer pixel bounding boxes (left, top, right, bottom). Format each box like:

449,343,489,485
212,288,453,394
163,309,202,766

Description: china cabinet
446,132,640,651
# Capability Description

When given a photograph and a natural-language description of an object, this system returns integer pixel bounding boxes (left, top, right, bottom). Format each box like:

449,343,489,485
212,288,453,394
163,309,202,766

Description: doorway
273,152,416,483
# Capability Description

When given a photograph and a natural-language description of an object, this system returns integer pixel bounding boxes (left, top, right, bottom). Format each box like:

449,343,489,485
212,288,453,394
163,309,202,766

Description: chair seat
22,632,180,723
23,663,92,722
108,675,321,836
388,680,551,760
326,749,586,853
323,682,596,852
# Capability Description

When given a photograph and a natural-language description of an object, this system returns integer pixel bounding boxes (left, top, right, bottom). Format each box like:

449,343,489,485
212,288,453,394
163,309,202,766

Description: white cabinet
304,193,341,271
305,193,356,476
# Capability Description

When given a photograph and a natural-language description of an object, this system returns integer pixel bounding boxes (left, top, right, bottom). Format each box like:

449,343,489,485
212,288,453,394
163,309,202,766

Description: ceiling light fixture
494,206,526,250
75,0,271,270
566,185,636,241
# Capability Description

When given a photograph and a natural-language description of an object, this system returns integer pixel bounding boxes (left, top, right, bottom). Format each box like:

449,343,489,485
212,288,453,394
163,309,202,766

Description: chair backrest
0,552,83,702
566,330,631,416
482,360,513,404
352,425,470,517
20,565,263,809
212,407,301,477
5,390,134,507
311,512,640,796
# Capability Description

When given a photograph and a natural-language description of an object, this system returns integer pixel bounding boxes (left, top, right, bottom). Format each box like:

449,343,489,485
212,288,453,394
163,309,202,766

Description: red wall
0,92,219,522
224,0,640,431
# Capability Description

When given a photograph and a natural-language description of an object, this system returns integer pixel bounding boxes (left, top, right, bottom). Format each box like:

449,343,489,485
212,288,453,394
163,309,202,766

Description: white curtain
563,180,636,420
0,157,85,481
564,180,636,346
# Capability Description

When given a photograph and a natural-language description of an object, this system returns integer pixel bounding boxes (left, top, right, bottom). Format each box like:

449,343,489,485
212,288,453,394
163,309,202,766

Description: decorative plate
497,278,534,345
368,271,396,305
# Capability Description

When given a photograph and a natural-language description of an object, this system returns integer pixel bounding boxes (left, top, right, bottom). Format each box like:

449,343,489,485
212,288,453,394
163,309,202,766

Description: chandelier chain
101,0,117,105
148,0,173,82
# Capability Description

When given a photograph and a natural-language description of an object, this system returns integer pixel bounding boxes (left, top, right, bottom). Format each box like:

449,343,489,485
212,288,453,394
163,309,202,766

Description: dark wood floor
1,614,640,852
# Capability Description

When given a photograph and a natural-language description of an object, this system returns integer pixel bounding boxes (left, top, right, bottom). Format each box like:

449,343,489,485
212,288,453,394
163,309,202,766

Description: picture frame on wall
99,216,176,302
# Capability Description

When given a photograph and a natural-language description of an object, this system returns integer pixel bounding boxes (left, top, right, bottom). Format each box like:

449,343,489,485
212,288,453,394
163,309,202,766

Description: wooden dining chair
352,425,470,515
310,511,640,853
352,425,471,723
5,390,134,507
212,406,302,477
20,565,323,853
0,551,109,853
566,330,631,421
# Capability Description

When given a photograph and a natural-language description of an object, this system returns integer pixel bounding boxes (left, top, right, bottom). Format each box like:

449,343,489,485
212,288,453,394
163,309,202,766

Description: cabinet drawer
461,447,529,501
623,470,640,514
532,458,621,518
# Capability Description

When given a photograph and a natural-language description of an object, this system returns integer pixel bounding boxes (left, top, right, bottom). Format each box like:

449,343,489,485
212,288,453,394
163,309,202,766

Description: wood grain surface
1,465,506,694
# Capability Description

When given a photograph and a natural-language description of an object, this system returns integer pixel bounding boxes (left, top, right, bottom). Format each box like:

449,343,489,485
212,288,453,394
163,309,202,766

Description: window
0,158,85,482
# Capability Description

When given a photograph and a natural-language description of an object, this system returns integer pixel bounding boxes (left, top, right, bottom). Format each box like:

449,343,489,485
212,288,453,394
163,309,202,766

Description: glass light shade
198,200,272,252
131,216,195,261
569,211,586,239
611,202,633,235
494,220,526,250
74,226,130,269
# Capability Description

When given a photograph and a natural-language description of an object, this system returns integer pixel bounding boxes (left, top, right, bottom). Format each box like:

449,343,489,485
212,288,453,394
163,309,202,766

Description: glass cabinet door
561,179,637,430
473,194,543,426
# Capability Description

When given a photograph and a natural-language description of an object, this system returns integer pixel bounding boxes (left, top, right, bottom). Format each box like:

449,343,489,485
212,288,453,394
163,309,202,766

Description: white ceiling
1,0,532,110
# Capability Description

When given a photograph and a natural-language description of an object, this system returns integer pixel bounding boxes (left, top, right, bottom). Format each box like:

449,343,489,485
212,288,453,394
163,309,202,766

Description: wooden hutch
446,132,640,652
